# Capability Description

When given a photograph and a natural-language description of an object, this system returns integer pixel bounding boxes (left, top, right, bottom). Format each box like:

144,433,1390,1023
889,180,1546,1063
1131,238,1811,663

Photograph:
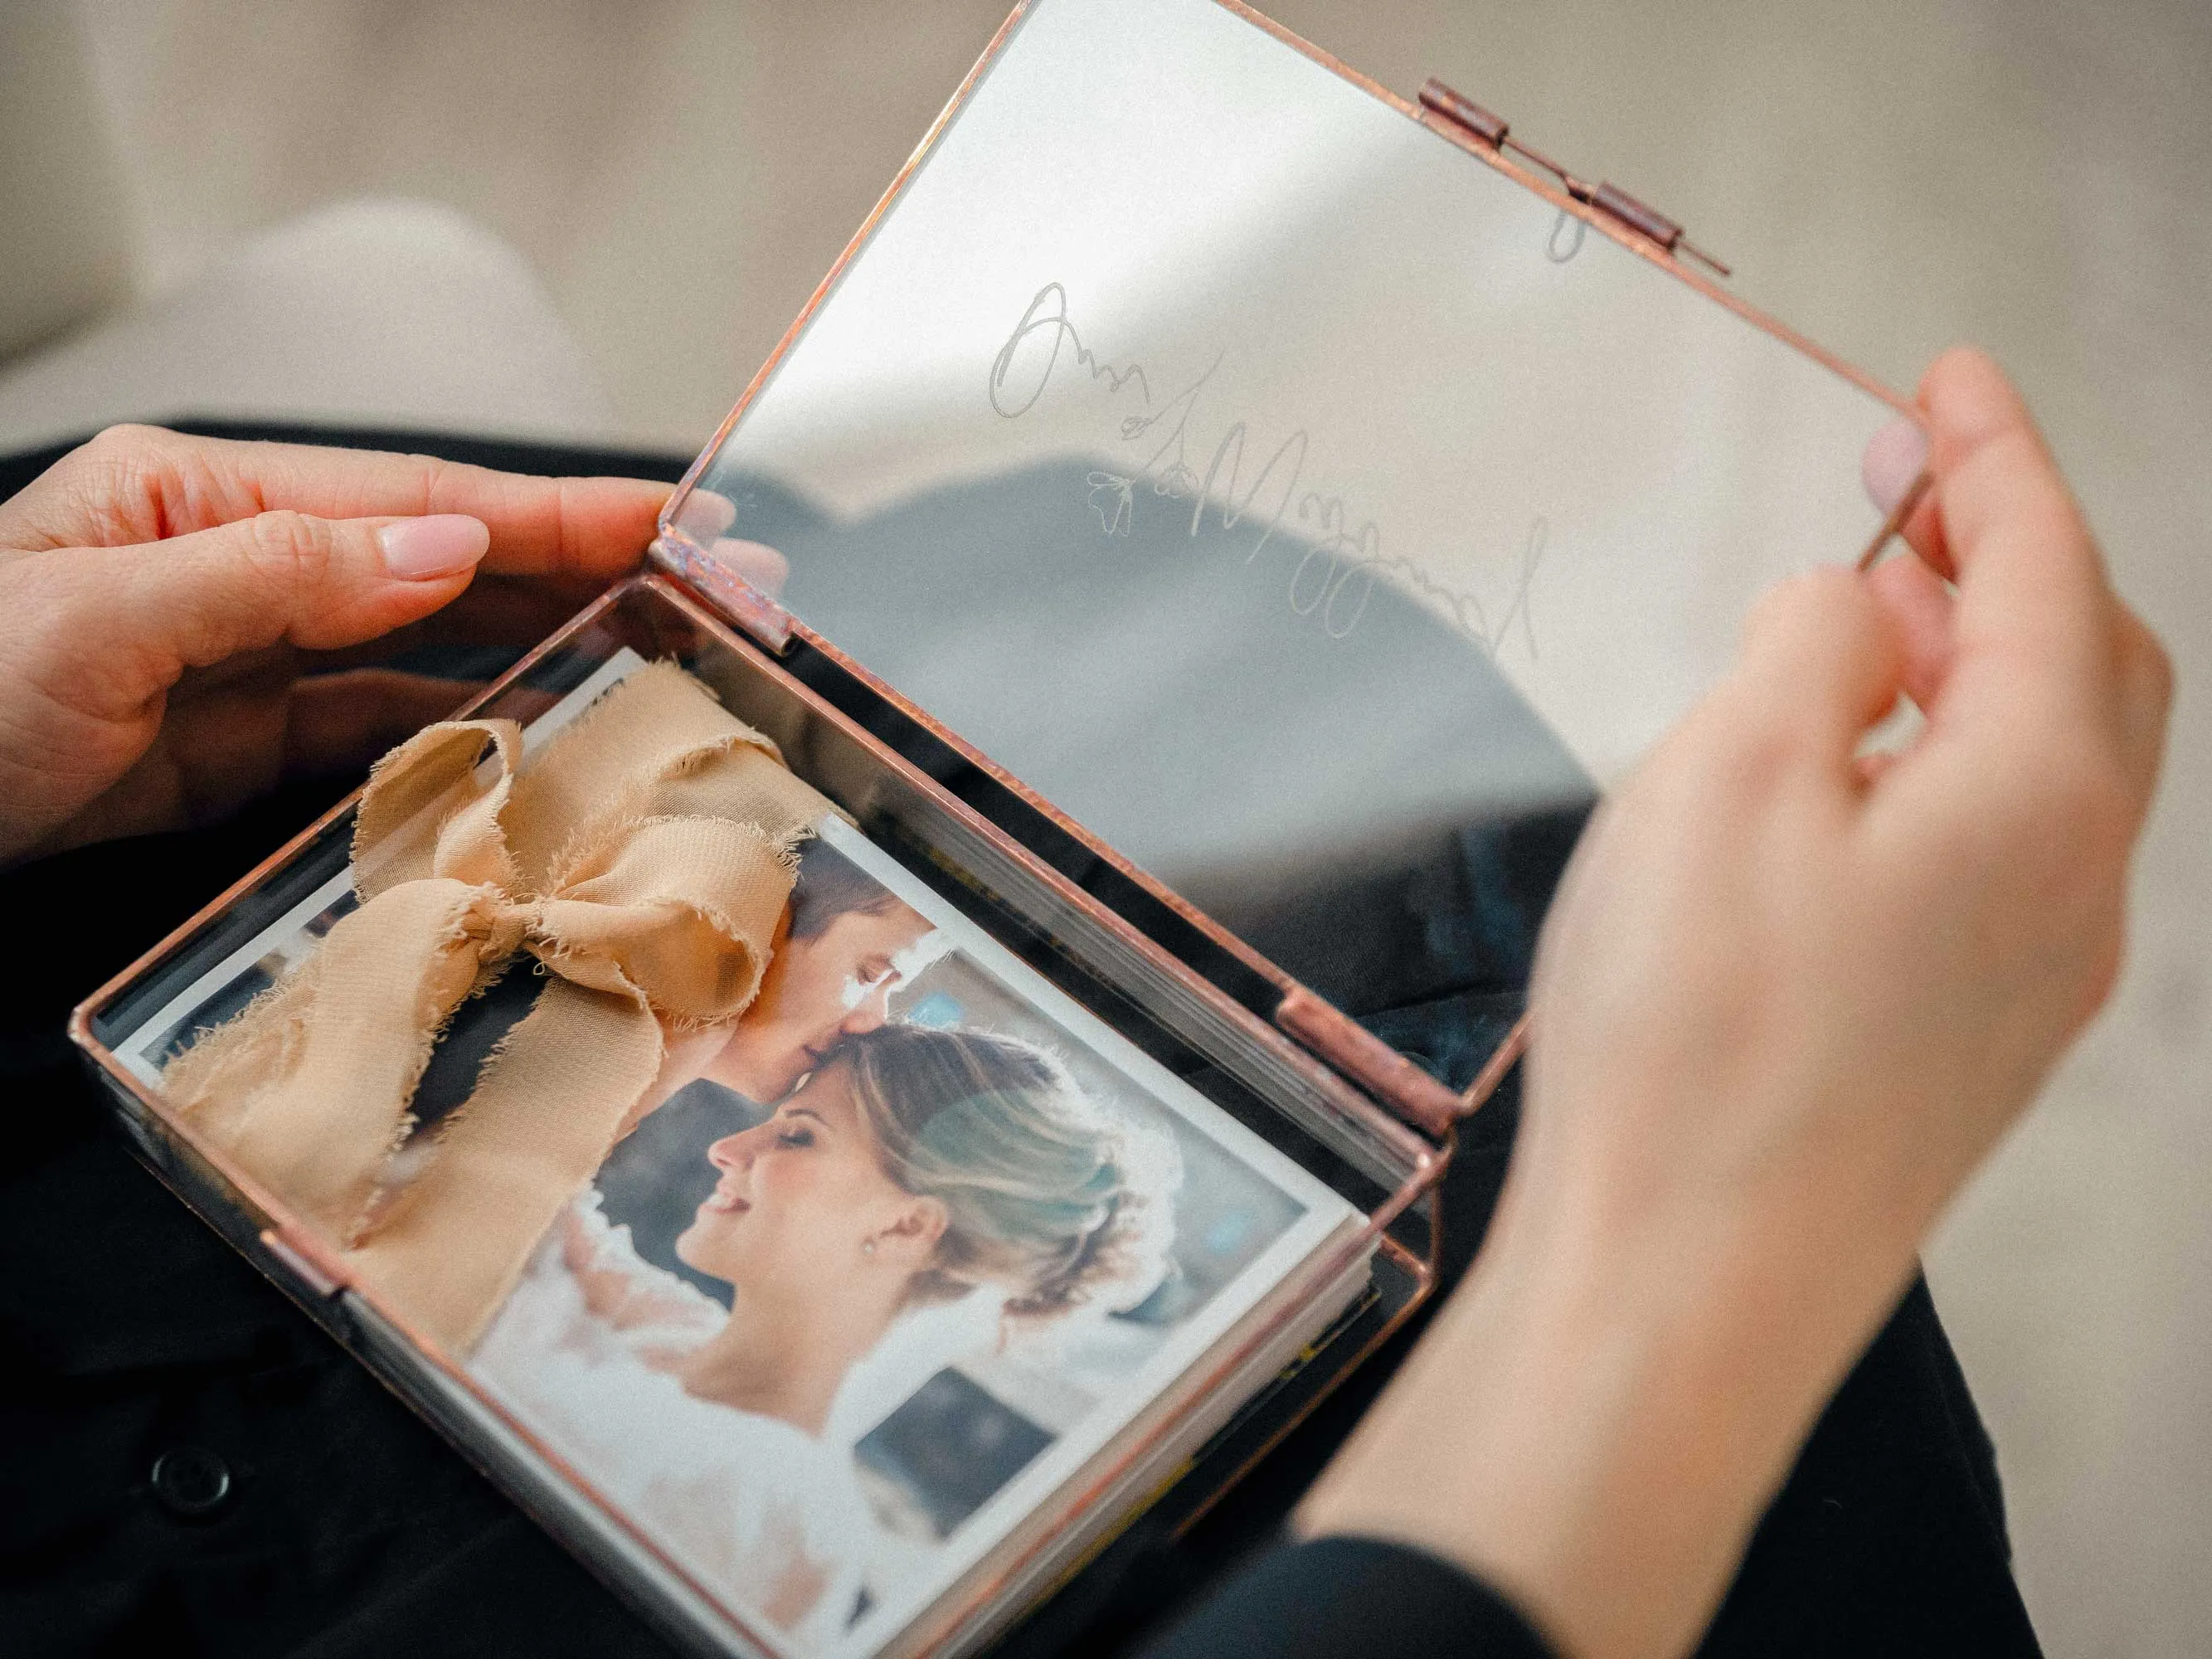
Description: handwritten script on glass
989,283,1544,659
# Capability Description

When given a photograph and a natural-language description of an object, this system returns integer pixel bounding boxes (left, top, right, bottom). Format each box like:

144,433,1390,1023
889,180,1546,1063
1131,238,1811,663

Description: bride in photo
471,1022,1180,1649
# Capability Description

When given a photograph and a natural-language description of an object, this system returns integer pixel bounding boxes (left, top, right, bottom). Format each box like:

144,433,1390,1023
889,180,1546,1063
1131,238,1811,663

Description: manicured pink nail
378,514,490,579
712,537,790,597
1861,417,1930,516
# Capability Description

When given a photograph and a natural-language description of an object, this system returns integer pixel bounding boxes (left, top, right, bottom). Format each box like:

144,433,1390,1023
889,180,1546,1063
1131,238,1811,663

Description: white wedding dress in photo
471,1192,887,1652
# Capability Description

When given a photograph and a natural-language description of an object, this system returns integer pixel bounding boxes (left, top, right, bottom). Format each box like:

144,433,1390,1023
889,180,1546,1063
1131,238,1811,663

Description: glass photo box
71,1,1919,1654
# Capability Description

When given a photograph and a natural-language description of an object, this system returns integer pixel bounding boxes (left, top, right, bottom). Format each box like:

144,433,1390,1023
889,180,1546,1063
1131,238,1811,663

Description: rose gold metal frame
71,574,1445,1659
68,1,1927,1647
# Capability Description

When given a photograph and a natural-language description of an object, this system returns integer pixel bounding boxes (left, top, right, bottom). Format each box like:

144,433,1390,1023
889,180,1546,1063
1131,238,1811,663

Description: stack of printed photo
114,653,1374,1658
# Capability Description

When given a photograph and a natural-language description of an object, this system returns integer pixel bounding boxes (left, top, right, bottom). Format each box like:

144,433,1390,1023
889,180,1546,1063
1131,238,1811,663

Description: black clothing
1145,1539,1553,1659
1,427,2039,1657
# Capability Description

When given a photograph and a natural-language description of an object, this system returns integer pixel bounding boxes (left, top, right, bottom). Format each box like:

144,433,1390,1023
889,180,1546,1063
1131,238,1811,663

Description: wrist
1300,1166,1918,1658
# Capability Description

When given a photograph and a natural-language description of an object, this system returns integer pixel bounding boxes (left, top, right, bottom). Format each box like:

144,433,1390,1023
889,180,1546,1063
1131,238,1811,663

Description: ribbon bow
167,663,831,1351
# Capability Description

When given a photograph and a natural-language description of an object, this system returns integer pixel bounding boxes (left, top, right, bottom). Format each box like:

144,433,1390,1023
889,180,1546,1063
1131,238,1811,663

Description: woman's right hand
1300,348,2171,1658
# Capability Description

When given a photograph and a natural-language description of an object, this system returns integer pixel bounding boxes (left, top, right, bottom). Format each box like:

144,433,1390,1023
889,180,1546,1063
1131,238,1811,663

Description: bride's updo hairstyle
839,1024,1180,1320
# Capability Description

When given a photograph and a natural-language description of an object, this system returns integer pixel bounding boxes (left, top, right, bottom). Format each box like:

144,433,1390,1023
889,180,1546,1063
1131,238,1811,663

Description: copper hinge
649,533,797,654
1417,78,1732,279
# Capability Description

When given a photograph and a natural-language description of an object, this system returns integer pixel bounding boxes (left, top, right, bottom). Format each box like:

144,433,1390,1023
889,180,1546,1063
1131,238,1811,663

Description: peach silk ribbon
164,662,831,1354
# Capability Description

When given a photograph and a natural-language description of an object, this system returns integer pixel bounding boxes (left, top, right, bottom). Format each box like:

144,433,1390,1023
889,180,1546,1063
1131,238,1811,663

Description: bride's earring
862,1238,877,1257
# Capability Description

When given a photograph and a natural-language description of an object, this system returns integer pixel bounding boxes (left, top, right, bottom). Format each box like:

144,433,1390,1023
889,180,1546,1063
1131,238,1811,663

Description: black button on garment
150,1446,233,1518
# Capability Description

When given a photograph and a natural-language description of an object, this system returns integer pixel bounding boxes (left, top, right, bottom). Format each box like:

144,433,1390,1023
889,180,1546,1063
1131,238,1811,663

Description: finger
1730,564,1905,781
2111,606,2175,816
1861,416,1948,578
31,512,490,724
294,572,619,672
16,425,668,579
1914,349,2116,718
1855,749,1902,787
139,571,631,700
1864,549,1956,710
671,488,739,540
711,537,790,597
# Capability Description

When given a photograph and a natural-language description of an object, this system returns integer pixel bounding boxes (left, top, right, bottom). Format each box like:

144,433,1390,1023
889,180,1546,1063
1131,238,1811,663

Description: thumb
42,510,490,714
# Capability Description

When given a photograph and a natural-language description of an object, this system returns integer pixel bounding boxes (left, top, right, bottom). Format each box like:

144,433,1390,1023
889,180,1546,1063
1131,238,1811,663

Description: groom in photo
597,838,941,1289
683,839,941,1111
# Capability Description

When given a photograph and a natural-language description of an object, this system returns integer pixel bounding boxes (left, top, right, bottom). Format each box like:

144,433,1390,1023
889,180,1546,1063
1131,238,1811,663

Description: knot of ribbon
166,663,831,1352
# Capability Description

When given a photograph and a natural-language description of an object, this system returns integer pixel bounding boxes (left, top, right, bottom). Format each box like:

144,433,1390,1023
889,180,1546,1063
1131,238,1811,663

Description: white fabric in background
0,197,615,452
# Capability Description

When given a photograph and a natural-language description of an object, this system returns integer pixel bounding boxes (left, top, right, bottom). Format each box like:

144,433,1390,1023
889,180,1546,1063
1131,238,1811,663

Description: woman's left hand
0,423,672,865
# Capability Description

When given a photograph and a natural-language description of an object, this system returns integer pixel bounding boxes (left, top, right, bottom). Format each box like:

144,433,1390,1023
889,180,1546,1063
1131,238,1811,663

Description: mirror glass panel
673,0,1902,1024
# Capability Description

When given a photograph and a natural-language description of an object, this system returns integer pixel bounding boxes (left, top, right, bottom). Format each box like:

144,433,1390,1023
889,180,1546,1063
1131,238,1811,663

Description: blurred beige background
6,0,2207,1651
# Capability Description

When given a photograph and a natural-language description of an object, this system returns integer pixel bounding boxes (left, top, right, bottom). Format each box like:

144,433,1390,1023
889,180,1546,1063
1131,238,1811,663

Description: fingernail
673,488,739,540
1861,417,1930,516
711,537,790,598
378,514,490,579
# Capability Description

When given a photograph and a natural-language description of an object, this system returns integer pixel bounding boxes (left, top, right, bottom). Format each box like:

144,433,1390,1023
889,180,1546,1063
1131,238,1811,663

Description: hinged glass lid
662,0,1904,1016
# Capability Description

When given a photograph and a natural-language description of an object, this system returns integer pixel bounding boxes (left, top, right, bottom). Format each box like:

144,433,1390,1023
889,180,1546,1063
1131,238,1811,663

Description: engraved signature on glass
990,282,1544,659
1084,470,1135,537
1546,207,1587,265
